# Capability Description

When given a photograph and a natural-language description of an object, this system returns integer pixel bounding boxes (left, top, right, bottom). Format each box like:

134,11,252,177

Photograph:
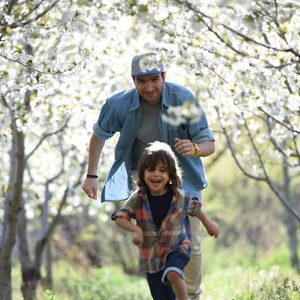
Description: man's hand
174,138,194,156
174,137,215,157
82,177,98,200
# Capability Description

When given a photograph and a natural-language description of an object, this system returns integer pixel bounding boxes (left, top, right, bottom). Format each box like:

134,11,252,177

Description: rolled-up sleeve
93,101,119,140
111,192,138,220
187,199,202,216
189,107,215,142
111,209,131,221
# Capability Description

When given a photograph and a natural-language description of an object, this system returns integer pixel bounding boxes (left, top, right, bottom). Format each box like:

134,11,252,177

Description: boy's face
133,73,166,105
144,161,169,196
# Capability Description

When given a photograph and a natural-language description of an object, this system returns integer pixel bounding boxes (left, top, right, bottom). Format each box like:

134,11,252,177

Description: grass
51,265,151,300
200,240,300,300
200,265,300,300
11,241,300,300
13,264,152,300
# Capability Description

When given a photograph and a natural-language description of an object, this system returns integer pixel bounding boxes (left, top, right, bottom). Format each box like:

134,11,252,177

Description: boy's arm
114,217,143,246
197,210,219,238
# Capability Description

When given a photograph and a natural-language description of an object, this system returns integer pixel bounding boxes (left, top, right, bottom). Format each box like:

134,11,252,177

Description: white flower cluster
138,53,163,73
162,101,203,126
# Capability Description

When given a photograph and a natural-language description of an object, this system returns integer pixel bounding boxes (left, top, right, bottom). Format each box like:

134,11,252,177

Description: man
82,51,215,300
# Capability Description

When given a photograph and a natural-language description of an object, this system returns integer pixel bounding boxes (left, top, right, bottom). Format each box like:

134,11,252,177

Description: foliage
11,245,300,300
203,151,285,252
44,289,56,300
199,239,300,300
202,266,300,300
43,265,151,300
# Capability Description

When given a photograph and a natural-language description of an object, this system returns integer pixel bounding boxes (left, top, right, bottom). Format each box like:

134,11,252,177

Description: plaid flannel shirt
111,187,202,273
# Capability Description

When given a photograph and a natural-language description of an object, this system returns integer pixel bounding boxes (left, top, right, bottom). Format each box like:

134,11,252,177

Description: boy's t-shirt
148,188,173,229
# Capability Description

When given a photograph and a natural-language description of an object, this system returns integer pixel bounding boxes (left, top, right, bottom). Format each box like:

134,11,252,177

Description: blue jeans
146,251,190,300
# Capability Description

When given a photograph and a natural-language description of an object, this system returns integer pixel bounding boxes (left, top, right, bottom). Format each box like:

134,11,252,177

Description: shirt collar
161,84,170,107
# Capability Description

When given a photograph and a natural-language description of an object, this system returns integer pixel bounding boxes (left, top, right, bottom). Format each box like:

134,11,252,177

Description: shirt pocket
169,123,190,141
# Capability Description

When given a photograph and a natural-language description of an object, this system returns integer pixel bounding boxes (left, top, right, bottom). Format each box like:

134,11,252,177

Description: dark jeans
146,251,190,300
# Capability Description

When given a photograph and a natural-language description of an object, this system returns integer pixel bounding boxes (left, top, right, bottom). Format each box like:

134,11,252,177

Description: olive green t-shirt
132,99,161,170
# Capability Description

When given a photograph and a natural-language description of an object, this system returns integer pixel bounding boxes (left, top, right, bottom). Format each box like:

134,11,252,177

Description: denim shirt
93,82,215,202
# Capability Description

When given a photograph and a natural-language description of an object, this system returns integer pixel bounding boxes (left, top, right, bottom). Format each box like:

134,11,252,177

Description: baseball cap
131,51,165,77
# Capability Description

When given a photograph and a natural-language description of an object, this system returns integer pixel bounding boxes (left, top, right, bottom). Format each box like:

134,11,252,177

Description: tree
0,1,94,298
187,0,300,268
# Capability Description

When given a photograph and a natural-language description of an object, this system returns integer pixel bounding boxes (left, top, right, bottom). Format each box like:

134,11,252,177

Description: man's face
133,73,165,105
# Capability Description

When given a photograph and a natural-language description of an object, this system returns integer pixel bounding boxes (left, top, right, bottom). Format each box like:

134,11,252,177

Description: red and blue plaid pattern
112,188,202,273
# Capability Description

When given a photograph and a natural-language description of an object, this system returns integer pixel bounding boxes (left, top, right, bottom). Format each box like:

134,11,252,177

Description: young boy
112,141,219,300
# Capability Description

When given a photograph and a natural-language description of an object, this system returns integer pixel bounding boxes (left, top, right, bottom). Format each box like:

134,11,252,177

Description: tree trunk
18,196,39,300
43,242,53,290
17,194,50,300
284,212,299,269
282,157,299,270
0,125,25,300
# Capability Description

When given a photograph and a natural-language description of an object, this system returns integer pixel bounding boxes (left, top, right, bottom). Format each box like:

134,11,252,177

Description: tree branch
258,107,300,135
4,1,60,30
25,117,70,162
183,0,300,58
215,106,300,221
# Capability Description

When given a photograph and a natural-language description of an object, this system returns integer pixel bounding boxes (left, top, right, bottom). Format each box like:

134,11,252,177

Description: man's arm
81,133,106,200
196,140,215,157
174,138,215,157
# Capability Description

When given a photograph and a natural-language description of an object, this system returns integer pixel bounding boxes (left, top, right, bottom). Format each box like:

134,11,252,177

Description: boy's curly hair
137,141,182,190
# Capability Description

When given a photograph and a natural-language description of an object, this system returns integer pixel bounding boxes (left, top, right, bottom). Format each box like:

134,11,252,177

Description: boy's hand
204,221,219,238
132,227,143,246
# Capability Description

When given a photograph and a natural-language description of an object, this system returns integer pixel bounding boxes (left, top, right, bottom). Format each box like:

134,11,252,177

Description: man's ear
162,72,167,82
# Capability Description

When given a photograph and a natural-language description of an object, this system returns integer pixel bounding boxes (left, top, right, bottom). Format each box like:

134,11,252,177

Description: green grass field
12,241,300,300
